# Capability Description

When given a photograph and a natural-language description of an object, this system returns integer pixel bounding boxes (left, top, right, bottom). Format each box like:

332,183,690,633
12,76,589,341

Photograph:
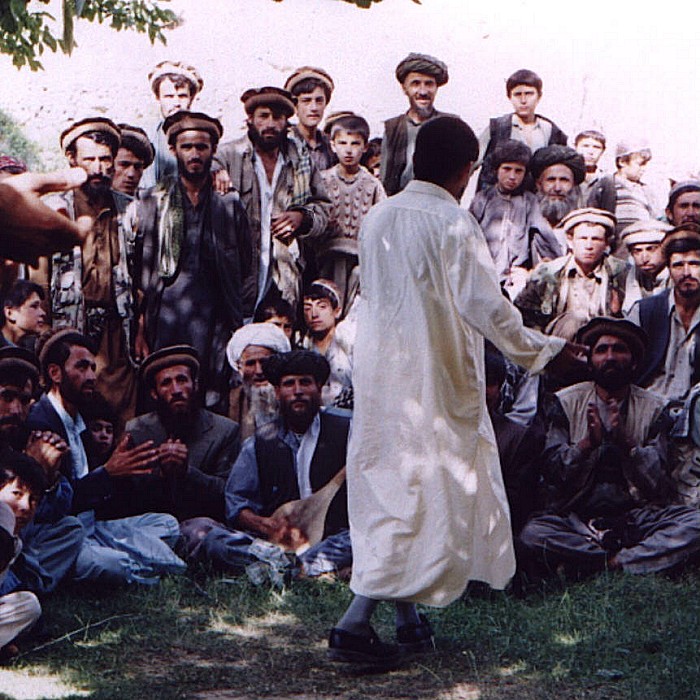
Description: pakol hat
620,219,672,248
530,145,586,185
284,66,334,96
660,223,700,262
163,111,223,145
667,180,700,210
262,350,330,387
395,53,449,86
148,60,203,96
140,345,200,388
117,124,155,167
59,117,121,153
576,316,647,364
558,207,617,239
240,87,295,118
616,138,651,159
0,347,39,386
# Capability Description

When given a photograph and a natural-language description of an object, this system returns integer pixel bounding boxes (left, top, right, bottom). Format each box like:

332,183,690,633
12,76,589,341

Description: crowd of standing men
0,50,699,666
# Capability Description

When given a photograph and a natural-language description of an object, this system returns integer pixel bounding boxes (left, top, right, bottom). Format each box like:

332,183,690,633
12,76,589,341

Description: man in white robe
328,116,585,665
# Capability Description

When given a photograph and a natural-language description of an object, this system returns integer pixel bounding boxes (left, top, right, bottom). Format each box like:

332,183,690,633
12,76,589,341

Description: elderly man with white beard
226,322,291,440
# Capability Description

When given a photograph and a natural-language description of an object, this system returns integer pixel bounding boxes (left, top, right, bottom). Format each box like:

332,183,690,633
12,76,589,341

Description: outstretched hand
0,169,92,264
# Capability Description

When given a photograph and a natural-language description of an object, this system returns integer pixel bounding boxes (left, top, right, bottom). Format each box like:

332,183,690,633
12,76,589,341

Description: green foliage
0,108,42,168
0,0,178,71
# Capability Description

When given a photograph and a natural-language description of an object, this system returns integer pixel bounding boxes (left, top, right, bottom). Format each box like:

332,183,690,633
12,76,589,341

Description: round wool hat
59,117,121,153
395,53,449,86
620,219,672,248
667,180,700,210
140,345,200,388
148,60,203,96
240,87,295,118
163,111,223,146
284,66,334,96
558,207,617,239
118,124,155,167
0,346,39,386
576,316,647,365
660,223,700,261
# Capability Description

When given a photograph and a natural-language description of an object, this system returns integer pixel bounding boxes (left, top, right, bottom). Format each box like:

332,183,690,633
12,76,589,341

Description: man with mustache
27,329,186,585
213,86,331,316
0,346,84,598
128,111,252,414
530,145,587,235
41,118,140,422
226,322,290,440
518,317,700,579
620,219,672,313
381,53,453,196
628,225,700,402
141,61,203,190
120,345,241,523
179,350,351,582
665,181,700,227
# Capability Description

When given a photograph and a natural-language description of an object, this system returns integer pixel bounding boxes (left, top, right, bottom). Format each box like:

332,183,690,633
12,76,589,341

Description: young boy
587,139,659,254
319,115,386,313
0,454,45,656
477,69,567,191
470,139,562,300
302,280,353,408
575,129,606,198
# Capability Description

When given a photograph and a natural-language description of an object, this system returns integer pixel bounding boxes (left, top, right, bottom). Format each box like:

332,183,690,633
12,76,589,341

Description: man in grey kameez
519,317,700,577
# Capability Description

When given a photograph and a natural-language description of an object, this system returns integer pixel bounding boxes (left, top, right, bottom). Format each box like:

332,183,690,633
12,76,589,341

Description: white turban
226,323,291,371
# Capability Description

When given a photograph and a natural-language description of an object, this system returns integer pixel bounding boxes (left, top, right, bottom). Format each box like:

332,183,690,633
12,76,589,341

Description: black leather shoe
396,613,435,654
327,626,400,665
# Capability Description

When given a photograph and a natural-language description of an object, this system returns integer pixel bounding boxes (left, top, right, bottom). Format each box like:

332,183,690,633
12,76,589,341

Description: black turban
530,145,586,185
262,350,330,387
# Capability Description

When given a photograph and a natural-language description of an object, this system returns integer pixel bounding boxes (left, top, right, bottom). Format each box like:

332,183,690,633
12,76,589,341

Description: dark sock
335,594,379,635
395,601,420,629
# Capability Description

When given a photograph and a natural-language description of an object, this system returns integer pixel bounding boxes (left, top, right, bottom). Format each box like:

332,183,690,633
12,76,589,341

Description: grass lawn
1,569,698,700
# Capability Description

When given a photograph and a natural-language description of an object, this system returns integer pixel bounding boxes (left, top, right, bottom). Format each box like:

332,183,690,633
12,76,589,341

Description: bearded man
41,118,139,421
519,317,700,578
381,53,453,196
226,322,290,440
212,86,331,315
127,111,252,413
122,345,241,522
530,145,586,234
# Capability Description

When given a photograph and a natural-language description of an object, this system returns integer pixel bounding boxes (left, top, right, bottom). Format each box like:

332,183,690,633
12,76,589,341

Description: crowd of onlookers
0,51,699,658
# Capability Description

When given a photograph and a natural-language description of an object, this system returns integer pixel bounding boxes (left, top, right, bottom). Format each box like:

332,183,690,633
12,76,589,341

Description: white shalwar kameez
348,180,565,606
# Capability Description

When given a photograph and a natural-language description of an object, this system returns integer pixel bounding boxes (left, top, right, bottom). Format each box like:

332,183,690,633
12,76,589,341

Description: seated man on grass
28,330,185,586
180,350,351,583
518,317,700,579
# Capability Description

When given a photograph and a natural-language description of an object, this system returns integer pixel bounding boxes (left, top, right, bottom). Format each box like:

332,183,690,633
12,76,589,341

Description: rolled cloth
395,52,449,86
226,323,291,371
530,145,586,185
